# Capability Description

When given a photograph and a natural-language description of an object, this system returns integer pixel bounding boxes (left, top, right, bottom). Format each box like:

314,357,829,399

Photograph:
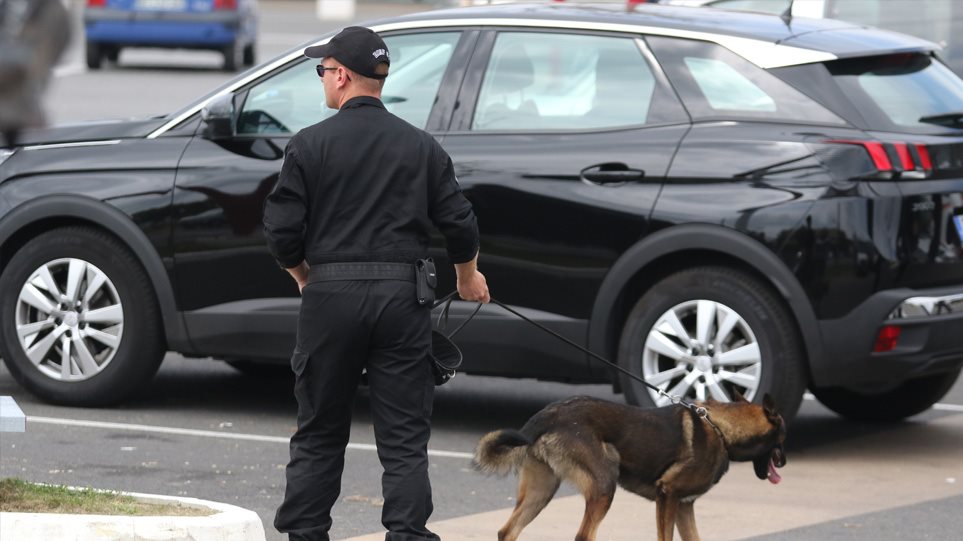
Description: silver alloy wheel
642,299,761,406
14,258,124,382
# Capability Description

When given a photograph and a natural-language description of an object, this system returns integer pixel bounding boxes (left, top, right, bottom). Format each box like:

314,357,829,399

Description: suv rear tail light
87,0,106,6
873,325,901,353
214,0,237,9
914,143,933,170
826,140,933,179
893,143,914,170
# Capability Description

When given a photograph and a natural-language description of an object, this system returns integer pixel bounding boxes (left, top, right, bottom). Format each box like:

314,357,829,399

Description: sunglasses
316,65,338,78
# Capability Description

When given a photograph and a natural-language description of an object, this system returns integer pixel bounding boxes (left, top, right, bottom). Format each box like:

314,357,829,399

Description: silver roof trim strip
22,140,122,151
146,16,837,139
371,18,838,68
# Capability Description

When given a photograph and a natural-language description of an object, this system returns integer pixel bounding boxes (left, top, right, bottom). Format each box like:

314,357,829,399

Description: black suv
1,3,961,421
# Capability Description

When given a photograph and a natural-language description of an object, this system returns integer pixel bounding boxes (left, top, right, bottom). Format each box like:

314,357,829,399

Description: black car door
437,28,690,378
170,29,478,360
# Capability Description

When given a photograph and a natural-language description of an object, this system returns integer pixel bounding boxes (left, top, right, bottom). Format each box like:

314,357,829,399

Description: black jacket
263,96,479,268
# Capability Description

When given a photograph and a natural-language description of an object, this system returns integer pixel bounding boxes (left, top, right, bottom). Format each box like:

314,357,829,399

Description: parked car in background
83,0,258,71
661,0,963,77
2,3,962,422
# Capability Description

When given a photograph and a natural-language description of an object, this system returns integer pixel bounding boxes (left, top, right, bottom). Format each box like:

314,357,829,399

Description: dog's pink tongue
768,459,782,485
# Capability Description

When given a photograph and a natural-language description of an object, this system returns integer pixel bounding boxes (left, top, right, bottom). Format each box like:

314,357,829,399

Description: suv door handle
581,163,645,185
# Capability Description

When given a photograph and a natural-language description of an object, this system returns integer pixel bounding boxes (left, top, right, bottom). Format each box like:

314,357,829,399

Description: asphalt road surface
2,1,963,540
2,356,962,540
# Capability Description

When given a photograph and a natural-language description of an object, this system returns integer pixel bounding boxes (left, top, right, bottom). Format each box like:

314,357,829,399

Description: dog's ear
763,393,779,416
732,390,749,403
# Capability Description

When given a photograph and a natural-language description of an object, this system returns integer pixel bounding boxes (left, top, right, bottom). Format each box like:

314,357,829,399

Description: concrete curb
0,490,266,541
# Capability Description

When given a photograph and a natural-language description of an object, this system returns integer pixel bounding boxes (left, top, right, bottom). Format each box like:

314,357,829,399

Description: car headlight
0,148,16,167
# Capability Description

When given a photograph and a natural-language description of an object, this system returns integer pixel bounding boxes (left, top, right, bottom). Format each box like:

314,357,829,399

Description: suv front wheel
0,227,165,406
617,266,807,421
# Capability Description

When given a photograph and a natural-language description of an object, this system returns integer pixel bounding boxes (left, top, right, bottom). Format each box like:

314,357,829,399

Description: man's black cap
304,26,390,80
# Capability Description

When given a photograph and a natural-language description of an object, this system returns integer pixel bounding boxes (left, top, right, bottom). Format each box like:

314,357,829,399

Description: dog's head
720,393,786,485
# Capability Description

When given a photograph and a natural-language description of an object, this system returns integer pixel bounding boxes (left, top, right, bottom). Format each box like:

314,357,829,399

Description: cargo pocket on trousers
290,349,314,418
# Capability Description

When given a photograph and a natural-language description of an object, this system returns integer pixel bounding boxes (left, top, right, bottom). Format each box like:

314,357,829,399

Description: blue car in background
83,0,258,71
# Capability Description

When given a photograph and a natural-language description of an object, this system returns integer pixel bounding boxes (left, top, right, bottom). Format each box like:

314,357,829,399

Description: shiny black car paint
1,4,961,400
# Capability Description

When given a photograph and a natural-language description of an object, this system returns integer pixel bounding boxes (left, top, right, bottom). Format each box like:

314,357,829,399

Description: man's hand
286,261,310,293
454,254,490,304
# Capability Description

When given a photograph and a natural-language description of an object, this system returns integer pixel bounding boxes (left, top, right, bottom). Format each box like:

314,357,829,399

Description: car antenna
780,0,794,27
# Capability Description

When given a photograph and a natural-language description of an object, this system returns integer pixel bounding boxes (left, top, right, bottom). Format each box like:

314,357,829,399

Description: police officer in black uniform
263,26,490,541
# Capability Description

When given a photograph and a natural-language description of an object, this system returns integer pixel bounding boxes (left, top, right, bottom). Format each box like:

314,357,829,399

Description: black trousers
274,279,440,541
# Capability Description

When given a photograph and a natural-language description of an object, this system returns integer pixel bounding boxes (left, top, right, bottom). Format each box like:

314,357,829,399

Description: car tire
617,266,807,421
222,42,242,72
242,43,256,67
0,227,165,406
105,46,120,64
85,41,103,70
811,369,960,422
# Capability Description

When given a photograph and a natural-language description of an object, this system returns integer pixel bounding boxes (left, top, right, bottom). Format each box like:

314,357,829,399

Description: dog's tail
472,429,531,476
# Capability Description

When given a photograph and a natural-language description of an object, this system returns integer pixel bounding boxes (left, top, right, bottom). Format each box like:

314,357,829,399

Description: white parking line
934,402,963,413
804,393,963,412
51,33,315,80
26,415,475,460
26,398,963,459
53,63,86,78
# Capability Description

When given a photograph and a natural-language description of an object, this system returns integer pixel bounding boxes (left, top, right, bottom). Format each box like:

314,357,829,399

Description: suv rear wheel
0,227,165,406
242,43,256,67
617,266,807,421
811,369,960,422
222,41,242,72
85,41,103,70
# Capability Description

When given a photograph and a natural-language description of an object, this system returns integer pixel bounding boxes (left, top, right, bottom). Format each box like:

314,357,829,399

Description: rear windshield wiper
918,112,963,127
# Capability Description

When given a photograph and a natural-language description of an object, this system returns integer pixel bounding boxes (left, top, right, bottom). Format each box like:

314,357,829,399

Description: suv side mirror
200,94,235,139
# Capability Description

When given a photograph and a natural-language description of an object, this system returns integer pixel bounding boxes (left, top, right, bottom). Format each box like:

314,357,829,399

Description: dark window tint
379,32,462,128
646,36,845,125
472,32,686,131
825,53,963,134
237,32,460,134
825,0,963,77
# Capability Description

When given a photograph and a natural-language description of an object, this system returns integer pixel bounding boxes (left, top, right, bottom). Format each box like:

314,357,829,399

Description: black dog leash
432,291,481,339
432,292,712,415
488,297,702,408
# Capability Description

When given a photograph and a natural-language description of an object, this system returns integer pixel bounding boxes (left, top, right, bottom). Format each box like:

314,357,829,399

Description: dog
473,393,786,541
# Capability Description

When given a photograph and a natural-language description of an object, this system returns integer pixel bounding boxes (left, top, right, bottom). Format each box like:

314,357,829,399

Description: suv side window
378,32,462,128
684,57,776,112
471,32,686,131
238,60,319,135
646,36,844,125
238,31,461,134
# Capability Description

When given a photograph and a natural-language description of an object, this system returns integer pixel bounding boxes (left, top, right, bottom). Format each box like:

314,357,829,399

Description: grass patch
0,478,213,516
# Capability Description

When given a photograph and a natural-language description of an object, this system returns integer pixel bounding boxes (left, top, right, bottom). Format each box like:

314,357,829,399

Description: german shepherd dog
473,394,786,541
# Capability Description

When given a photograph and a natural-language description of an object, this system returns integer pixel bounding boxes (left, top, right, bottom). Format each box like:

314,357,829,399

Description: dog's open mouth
767,446,785,484
767,457,782,484
755,445,785,484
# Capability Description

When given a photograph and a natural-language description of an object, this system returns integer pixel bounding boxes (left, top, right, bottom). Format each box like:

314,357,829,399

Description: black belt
307,262,415,283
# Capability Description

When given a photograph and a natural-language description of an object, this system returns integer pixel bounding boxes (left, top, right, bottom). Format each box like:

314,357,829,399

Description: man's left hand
286,261,310,293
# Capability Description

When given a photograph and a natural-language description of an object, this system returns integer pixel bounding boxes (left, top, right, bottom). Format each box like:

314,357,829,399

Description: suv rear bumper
814,285,963,389
84,9,245,47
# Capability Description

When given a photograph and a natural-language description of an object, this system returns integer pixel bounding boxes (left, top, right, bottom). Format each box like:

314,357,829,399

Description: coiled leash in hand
433,292,723,435
427,291,480,385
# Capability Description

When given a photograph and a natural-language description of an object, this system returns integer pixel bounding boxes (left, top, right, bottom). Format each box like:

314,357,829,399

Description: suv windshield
827,53,963,134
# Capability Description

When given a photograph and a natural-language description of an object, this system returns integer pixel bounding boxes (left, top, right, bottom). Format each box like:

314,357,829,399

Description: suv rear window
646,36,844,125
826,53,963,134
